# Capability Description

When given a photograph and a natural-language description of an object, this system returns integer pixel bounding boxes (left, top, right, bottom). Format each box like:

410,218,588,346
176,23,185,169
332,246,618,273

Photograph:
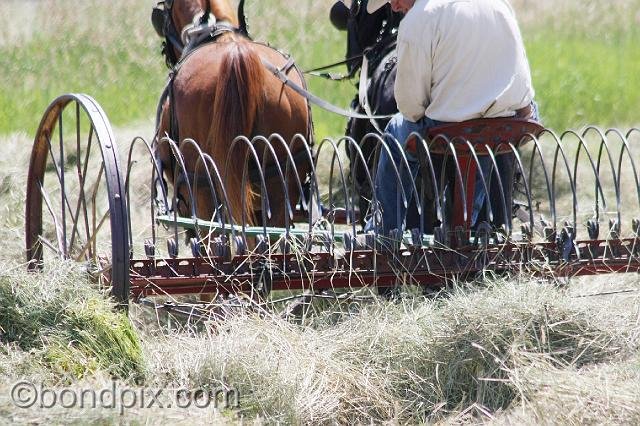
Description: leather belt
515,103,533,119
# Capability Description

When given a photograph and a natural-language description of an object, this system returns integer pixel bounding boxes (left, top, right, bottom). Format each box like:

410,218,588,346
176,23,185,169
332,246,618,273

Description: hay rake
25,94,640,318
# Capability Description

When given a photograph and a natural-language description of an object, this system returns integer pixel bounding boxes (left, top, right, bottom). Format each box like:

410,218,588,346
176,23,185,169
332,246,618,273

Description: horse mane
209,33,264,225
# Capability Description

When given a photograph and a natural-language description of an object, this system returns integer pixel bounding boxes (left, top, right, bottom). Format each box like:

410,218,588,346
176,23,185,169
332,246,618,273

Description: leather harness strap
358,54,385,134
261,58,395,121
156,25,318,199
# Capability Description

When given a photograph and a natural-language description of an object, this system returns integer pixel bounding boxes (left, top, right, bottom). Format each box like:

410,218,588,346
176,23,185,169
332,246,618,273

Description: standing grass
519,0,640,129
1,0,637,140
0,0,165,137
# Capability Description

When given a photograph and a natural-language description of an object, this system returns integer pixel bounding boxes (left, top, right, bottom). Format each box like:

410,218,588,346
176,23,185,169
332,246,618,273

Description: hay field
1,0,640,423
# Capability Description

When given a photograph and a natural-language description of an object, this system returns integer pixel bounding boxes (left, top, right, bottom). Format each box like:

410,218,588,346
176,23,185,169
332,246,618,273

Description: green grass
528,35,640,130
1,1,637,140
0,1,166,138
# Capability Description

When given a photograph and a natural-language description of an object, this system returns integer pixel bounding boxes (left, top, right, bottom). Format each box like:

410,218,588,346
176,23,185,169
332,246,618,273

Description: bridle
152,0,213,68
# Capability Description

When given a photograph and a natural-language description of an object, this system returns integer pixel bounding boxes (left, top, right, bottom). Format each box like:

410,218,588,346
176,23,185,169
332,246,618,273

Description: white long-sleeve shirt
394,0,535,122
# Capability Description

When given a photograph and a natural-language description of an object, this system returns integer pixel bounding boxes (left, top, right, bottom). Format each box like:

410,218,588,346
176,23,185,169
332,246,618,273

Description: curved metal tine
157,137,197,252
468,141,497,227
339,135,376,238
427,134,452,235
607,128,640,234
367,131,416,236
547,131,578,233
336,137,364,238
411,131,442,237
525,131,557,232
228,136,271,244
268,134,306,237
144,137,171,211
145,137,170,245
290,133,321,236
252,135,292,234
179,139,216,243
124,136,161,255
200,152,237,246
560,130,608,228
315,137,351,243
392,132,423,233
397,134,422,217
268,134,307,210
627,128,640,138
357,133,385,235
582,126,622,235
508,142,535,236
148,133,171,216
442,136,470,236
176,139,204,222
440,137,469,225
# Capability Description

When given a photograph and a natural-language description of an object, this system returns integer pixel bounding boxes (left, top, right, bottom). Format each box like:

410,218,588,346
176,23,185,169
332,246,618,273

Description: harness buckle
181,13,217,46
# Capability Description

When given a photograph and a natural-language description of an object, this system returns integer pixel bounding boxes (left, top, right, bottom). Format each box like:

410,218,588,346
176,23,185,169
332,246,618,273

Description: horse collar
174,22,246,67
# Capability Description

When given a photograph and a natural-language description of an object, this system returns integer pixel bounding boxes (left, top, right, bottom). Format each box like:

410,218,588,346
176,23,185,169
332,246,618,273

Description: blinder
151,0,184,68
151,3,166,37
151,0,176,37
330,1,350,31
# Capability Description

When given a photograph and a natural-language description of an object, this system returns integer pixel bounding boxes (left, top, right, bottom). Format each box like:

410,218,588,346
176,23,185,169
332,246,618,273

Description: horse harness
152,4,315,213
152,0,222,68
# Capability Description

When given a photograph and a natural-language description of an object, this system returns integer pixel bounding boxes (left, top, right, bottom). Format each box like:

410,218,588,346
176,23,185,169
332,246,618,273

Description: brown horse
153,0,312,227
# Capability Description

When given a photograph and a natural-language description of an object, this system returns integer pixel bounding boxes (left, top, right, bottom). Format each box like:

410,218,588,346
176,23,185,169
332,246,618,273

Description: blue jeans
365,113,443,235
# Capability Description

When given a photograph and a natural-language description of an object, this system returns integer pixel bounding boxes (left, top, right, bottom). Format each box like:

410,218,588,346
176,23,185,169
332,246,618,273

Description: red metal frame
129,237,640,298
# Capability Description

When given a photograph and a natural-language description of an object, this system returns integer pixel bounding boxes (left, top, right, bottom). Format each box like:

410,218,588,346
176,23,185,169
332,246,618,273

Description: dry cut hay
494,354,640,425
143,276,640,424
0,260,144,383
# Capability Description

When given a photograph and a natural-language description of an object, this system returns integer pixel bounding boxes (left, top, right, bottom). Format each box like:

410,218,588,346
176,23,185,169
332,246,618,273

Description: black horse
331,0,436,230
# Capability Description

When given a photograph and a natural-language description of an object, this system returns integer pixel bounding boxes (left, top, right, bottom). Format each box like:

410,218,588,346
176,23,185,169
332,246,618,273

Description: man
330,1,407,227
364,0,537,236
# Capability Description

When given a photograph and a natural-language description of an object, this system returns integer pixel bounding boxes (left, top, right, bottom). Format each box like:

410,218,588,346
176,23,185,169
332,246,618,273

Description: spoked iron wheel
25,94,130,305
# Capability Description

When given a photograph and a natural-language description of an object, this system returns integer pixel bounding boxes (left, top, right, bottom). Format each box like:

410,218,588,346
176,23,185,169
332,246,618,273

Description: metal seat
406,118,544,246
406,117,544,155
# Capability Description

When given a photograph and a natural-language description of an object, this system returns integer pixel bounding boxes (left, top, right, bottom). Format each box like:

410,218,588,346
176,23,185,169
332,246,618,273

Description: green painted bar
156,215,347,242
156,215,453,246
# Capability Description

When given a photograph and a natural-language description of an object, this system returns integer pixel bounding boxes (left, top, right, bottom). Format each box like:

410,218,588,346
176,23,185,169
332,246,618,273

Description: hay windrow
494,355,640,425
0,261,145,383
144,278,639,423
